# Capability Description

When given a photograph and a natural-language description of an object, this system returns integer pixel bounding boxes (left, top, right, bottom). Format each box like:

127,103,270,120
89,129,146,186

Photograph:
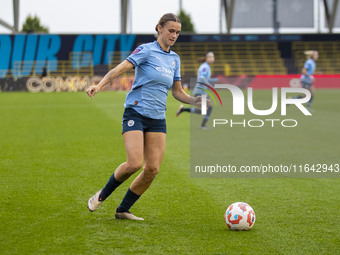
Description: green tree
21,15,49,33
178,10,195,33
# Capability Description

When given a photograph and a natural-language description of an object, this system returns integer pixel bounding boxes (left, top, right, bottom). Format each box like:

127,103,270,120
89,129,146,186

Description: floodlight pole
219,0,223,33
13,0,19,32
323,0,339,33
273,0,280,34
0,19,15,32
0,0,19,33
121,0,129,34
222,0,234,34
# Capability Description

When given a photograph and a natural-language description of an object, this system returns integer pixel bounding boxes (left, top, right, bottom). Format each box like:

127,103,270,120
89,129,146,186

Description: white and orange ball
225,202,256,231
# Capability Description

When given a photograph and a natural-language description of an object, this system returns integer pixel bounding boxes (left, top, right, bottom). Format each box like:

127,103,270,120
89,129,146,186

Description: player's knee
143,165,159,182
126,161,143,173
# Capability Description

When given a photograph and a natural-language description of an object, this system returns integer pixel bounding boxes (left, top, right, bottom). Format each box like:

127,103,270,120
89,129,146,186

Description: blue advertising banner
0,34,138,78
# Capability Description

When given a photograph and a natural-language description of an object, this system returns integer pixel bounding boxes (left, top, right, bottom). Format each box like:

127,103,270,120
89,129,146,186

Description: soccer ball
225,202,256,231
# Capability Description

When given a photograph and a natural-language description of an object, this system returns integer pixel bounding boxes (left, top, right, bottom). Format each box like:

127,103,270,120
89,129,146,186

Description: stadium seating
11,52,95,78
292,41,340,74
102,42,287,78
7,41,340,79
171,42,287,77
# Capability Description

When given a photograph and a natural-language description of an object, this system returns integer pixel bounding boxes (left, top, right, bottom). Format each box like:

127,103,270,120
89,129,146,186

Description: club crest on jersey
127,120,135,127
132,46,143,54
172,60,176,68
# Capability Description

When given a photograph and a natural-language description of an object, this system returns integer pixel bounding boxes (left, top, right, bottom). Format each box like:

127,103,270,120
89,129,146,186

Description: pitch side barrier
216,74,340,90
0,76,134,92
1,74,340,92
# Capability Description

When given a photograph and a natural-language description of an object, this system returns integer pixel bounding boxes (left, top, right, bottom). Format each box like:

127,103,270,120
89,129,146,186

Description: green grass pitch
0,90,339,254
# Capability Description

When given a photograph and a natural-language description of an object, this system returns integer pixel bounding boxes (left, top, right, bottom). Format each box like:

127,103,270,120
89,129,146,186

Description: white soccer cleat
87,190,103,212
176,104,184,117
115,208,144,221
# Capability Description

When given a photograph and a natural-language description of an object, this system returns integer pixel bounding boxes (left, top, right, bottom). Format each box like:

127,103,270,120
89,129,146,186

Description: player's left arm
171,80,201,107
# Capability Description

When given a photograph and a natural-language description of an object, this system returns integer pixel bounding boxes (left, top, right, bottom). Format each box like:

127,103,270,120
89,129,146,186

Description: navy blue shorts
122,108,167,134
301,81,312,89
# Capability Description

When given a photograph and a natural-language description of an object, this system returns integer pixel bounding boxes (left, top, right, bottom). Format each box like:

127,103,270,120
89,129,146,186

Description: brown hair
197,51,214,63
155,13,181,36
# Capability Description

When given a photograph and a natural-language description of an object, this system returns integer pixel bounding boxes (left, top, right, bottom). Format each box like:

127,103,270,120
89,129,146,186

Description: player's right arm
302,67,309,77
302,67,314,82
86,60,134,98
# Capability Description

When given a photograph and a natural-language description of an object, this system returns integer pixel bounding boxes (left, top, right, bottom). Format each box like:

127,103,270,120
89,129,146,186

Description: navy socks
99,173,141,212
99,173,122,201
117,188,141,212
307,96,313,107
293,95,313,108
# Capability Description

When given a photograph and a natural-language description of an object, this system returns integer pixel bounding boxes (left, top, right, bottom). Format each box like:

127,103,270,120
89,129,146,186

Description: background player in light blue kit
86,13,201,220
176,52,216,129
295,50,318,111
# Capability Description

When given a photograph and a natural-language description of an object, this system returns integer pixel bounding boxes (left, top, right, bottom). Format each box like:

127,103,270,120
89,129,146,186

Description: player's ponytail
197,51,214,63
304,50,315,59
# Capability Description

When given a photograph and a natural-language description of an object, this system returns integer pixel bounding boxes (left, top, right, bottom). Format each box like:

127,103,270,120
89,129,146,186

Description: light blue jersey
125,41,181,119
301,58,316,84
193,62,217,96
198,62,211,79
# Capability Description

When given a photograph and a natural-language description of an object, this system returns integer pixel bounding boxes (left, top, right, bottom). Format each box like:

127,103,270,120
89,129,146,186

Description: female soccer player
176,52,216,129
86,13,201,220
296,50,318,110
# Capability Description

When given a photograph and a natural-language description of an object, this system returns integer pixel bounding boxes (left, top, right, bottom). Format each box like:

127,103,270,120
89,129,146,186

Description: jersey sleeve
304,60,311,69
174,57,181,81
126,45,150,67
198,64,210,78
